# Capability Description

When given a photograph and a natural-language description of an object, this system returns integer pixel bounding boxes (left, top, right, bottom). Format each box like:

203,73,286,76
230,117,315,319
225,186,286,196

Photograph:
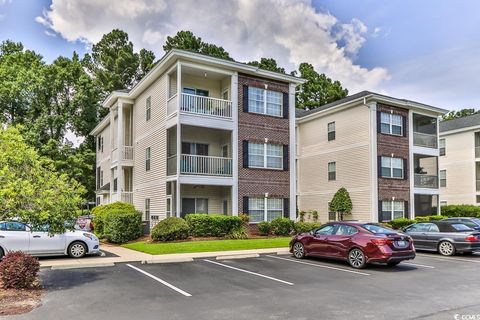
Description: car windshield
362,224,396,234
472,218,480,225
451,224,474,231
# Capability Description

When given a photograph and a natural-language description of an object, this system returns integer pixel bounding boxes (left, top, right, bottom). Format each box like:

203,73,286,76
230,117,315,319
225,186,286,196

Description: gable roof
439,113,480,133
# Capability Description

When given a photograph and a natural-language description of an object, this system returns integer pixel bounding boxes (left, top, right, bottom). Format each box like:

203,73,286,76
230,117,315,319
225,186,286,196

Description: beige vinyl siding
180,185,231,214
96,124,111,189
439,130,477,204
297,105,372,222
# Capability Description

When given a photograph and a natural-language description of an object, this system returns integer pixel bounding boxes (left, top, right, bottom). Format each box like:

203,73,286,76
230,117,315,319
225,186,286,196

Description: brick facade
237,74,291,214
377,104,410,205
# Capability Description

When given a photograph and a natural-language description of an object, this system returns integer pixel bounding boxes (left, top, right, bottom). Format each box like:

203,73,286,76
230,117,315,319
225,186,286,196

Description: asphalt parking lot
11,252,480,320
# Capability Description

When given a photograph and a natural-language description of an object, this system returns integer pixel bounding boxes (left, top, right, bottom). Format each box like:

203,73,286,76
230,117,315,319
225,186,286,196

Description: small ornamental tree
329,187,353,221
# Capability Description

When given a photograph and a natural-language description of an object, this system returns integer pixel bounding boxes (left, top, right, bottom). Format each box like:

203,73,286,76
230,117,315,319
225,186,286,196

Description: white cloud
0,0,12,5
36,0,389,93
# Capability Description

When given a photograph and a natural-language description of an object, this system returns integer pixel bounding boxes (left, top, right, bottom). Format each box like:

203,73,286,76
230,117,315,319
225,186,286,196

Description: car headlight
83,233,97,240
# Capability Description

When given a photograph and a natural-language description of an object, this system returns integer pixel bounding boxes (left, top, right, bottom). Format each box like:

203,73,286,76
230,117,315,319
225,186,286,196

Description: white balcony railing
121,192,134,204
181,93,232,118
180,154,232,176
122,146,133,161
167,94,178,116
414,174,439,189
413,132,438,149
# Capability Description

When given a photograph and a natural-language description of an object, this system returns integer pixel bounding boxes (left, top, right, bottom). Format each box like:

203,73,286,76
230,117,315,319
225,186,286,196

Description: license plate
396,240,406,247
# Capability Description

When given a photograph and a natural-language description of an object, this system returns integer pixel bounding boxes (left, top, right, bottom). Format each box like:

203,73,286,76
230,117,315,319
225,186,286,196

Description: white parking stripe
402,262,435,269
203,259,294,285
416,254,480,264
266,255,370,276
126,264,192,297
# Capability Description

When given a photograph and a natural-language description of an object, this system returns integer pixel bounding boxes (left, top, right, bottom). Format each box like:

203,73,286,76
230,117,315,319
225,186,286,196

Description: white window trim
249,142,283,170
248,87,283,118
382,200,405,221
249,197,284,223
145,147,151,171
381,156,404,179
439,169,447,187
328,161,336,181
380,112,403,136
146,96,151,121
144,198,151,221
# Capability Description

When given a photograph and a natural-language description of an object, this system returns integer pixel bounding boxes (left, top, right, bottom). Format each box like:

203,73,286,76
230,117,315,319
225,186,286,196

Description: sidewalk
39,243,290,269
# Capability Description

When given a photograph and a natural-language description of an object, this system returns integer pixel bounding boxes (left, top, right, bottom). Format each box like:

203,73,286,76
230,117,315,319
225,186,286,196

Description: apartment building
91,49,303,226
438,113,480,205
296,91,447,222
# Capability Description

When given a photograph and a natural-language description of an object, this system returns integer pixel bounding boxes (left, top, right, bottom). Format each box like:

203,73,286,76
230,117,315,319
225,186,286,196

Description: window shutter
282,92,289,119
243,196,249,214
283,144,289,171
101,137,104,152
404,201,409,219
376,111,381,133
402,115,407,137
378,200,383,222
377,156,382,178
403,158,408,180
283,198,290,218
243,85,249,113
242,140,249,168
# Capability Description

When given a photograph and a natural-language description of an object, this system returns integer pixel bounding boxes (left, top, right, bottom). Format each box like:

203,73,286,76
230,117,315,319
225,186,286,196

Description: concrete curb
143,257,194,264
216,253,260,260
50,262,115,270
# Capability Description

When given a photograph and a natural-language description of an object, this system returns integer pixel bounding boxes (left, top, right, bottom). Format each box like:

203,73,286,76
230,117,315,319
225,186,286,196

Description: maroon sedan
290,222,415,269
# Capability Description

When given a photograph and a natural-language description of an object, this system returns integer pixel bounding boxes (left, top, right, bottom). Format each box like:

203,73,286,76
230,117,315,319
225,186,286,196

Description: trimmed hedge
151,217,190,242
186,214,243,237
92,202,136,237
440,205,480,218
294,222,321,234
270,217,294,236
104,209,142,244
390,215,448,230
258,221,271,236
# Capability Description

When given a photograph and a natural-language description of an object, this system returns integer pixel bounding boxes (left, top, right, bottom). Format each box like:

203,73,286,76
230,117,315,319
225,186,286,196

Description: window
3,221,26,231
335,225,358,236
381,201,405,221
100,170,104,187
439,138,446,156
248,197,284,222
248,87,283,117
380,112,403,136
405,223,433,233
381,156,404,178
146,96,151,121
439,170,446,187
362,224,396,234
97,136,103,152
145,147,151,171
195,198,208,213
327,122,335,141
144,198,151,221
182,142,208,156
96,167,101,189
166,197,172,218
328,162,336,181
477,196,480,204
183,87,209,97
314,224,335,236
440,200,448,206
248,142,283,169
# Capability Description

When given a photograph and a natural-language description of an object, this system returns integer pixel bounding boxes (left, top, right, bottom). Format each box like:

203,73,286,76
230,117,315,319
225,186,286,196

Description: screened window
145,147,151,171
248,142,283,169
248,87,283,117
144,198,151,221
327,122,335,141
380,112,403,136
381,201,405,221
146,96,151,121
439,138,446,156
381,157,403,178
248,197,284,222
328,162,336,181
439,170,446,187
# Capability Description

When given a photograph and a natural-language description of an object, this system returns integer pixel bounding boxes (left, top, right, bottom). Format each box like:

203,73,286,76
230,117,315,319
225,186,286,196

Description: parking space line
402,262,435,269
416,254,480,264
203,259,294,285
126,264,192,297
265,255,370,276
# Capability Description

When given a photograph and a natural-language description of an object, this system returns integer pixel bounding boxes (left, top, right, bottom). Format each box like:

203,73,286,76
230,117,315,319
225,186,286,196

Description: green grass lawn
122,237,291,255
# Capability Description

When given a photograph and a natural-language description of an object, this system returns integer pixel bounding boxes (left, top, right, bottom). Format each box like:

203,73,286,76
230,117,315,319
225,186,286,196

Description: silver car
403,221,480,256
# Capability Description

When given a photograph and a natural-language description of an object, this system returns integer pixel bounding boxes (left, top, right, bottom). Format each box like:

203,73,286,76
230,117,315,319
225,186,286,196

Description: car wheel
438,241,456,256
292,242,305,259
68,241,87,258
386,261,400,267
348,248,367,269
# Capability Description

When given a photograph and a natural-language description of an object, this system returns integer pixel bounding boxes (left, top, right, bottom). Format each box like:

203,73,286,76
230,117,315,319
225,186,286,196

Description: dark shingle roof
440,113,480,132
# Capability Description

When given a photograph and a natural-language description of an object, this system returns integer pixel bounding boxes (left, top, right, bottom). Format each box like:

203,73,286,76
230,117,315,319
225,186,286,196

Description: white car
0,221,100,259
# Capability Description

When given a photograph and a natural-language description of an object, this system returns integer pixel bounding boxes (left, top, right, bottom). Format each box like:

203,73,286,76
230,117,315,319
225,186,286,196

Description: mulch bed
0,283,43,316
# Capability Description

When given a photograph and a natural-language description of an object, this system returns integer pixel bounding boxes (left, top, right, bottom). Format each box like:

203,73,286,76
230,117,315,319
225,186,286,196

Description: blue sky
1,0,480,110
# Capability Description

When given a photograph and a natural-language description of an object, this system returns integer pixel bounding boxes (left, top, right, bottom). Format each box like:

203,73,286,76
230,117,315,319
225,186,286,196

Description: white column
408,110,415,219
288,84,296,220
109,110,115,200
231,72,239,216
175,62,182,217
369,102,378,222
117,102,124,200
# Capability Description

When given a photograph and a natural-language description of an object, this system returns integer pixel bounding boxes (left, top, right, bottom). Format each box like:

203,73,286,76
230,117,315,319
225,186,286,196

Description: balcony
413,132,438,149
413,113,438,149
121,191,133,204
111,146,133,163
167,93,232,119
414,174,439,189
168,154,232,176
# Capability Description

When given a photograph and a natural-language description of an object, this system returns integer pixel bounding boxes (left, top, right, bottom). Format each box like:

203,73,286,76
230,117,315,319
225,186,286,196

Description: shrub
298,211,306,222
186,214,243,237
310,210,319,222
427,215,447,221
238,213,250,225
258,221,271,236
270,217,294,236
226,226,249,239
440,205,480,218
389,218,417,230
0,252,40,289
92,202,136,237
151,217,190,242
104,209,142,244
294,222,321,234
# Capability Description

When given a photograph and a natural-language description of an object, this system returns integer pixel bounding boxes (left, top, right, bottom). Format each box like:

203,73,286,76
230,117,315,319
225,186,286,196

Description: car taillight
465,235,478,241
371,238,390,246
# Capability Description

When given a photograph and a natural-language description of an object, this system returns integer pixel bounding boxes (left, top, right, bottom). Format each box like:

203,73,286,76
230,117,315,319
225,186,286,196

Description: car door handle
0,235,4,238
33,235,41,238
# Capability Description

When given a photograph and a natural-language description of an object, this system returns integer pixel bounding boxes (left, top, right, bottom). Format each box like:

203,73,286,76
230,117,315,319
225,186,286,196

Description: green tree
329,187,353,221
163,30,233,60
247,57,286,73
442,108,479,120
296,62,348,110
0,126,85,234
